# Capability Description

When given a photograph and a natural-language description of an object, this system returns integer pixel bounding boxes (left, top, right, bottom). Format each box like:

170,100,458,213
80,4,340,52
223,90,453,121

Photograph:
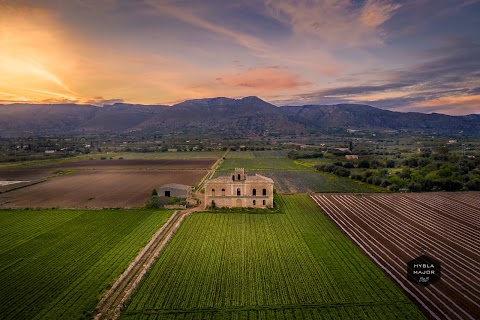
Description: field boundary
124,300,413,316
93,210,189,320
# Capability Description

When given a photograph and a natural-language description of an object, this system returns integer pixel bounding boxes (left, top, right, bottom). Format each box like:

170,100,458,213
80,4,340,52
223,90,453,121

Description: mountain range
0,96,478,136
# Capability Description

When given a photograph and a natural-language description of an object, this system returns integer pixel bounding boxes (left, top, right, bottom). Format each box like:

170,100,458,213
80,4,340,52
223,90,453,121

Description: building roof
157,183,191,191
207,173,273,184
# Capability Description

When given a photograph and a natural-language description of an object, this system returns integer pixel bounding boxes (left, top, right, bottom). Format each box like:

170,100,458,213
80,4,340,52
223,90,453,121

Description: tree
386,160,396,168
358,159,370,168
466,178,480,191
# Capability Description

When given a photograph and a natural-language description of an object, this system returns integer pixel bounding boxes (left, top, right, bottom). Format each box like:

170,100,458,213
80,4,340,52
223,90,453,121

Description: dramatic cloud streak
264,0,401,46
0,0,479,115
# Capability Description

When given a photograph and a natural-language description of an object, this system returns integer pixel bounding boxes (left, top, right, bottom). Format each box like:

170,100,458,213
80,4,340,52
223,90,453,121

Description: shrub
343,162,355,168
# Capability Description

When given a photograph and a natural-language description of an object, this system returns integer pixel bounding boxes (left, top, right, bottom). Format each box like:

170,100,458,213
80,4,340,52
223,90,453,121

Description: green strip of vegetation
122,195,424,320
0,209,172,320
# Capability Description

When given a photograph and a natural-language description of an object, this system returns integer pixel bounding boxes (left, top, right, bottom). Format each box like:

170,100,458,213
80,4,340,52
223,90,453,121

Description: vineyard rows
311,192,480,320
121,195,423,319
0,209,172,319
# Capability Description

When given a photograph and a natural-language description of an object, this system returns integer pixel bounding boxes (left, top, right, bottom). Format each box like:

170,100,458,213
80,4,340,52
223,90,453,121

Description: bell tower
234,168,245,181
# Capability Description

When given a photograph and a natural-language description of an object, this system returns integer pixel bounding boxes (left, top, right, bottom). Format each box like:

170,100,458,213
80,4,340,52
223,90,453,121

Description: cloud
410,94,480,115
263,0,401,46
0,5,82,102
144,1,269,53
270,39,480,115
217,67,309,91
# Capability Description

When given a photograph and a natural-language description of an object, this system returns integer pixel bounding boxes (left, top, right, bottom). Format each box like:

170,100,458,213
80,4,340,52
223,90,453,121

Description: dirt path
93,152,227,319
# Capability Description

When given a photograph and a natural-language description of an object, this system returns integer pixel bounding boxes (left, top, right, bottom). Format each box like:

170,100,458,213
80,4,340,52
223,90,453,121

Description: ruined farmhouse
204,168,274,208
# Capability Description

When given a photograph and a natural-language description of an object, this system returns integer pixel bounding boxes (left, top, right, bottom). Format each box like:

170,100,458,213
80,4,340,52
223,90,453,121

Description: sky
1,0,479,115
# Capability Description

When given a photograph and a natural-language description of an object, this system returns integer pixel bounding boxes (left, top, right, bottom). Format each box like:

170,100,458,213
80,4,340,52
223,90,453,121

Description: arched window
253,200,256,206
262,188,267,196
222,188,225,196
232,175,235,181
237,188,241,196
237,174,241,180
211,188,215,196
263,200,266,205
252,188,256,196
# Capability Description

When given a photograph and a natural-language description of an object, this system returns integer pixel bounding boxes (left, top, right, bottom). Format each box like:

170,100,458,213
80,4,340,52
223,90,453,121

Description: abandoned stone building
157,183,191,198
204,168,274,208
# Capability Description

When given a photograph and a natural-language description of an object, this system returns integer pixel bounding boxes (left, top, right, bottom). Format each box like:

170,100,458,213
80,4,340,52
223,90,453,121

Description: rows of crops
122,195,424,319
0,209,172,320
311,192,480,319
255,170,385,193
217,158,306,172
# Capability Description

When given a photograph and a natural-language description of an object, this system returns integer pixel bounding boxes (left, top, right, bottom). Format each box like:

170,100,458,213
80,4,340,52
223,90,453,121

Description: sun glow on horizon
0,1,479,115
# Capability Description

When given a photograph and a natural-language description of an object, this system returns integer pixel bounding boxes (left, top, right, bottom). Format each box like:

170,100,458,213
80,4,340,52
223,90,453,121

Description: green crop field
0,209,172,320
122,195,423,319
217,158,306,171
256,170,387,193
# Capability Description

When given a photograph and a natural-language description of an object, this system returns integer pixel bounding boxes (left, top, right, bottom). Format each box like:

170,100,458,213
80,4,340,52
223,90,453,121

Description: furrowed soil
311,192,480,320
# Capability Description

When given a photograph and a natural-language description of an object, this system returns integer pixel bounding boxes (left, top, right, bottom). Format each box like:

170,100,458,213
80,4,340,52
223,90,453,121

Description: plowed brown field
0,170,206,208
38,159,215,170
0,159,213,208
311,192,480,320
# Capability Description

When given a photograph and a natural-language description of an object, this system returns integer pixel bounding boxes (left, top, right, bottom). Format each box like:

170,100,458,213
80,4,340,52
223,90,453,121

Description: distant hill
280,104,480,134
0,97,478,136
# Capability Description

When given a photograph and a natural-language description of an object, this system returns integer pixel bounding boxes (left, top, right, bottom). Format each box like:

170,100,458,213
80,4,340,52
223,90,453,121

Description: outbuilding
157,183,191,198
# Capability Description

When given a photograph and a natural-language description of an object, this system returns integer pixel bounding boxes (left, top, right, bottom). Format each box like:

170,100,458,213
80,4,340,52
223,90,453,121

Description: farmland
0,209,172,320
311,192,480,319
256,170,386,193
0,170,206,208
121,195,424,319
217,157,306,171
0,158,213,208
215,151,385,193
40,159,216,170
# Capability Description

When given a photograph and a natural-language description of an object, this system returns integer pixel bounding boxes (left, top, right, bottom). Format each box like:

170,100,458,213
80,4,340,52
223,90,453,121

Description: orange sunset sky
1,0,479,115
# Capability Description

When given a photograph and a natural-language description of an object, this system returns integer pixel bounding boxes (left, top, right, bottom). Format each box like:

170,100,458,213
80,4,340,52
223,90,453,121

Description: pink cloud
218,68,309,91
411,94,480,115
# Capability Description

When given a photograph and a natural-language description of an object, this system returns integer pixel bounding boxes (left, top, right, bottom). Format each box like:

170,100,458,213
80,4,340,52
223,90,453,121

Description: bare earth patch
0,170,206,208
38,159,216,170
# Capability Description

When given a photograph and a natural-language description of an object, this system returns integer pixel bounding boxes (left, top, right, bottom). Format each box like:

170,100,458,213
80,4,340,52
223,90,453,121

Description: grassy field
122,195,423,319
0,209,172,320
218,158,306,171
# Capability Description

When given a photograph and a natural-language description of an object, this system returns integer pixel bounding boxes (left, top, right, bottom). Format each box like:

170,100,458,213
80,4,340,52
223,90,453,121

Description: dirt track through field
94,152,227,319
93,210,189,320
311,192,480,320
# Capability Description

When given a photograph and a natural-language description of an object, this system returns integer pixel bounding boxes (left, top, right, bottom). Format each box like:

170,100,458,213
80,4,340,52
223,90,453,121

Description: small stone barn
157,183,191,198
